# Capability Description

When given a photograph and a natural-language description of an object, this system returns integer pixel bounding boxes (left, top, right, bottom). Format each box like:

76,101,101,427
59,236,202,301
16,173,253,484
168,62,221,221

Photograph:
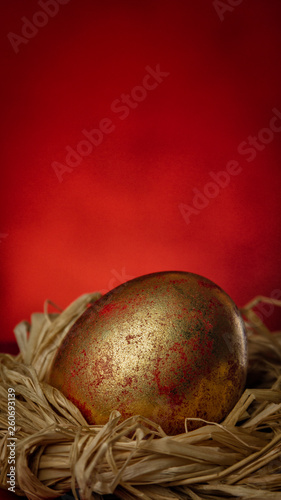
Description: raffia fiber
0,292,281,500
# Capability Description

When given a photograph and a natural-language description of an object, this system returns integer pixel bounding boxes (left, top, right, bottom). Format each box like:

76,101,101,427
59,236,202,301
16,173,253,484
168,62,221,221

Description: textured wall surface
1,0,281,342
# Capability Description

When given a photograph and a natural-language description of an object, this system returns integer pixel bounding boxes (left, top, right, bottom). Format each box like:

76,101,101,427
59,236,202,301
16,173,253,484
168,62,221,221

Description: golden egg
49,271,247,435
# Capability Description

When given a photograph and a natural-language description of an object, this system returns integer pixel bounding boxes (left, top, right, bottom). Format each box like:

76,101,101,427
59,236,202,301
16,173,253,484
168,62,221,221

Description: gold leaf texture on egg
49,271,247,435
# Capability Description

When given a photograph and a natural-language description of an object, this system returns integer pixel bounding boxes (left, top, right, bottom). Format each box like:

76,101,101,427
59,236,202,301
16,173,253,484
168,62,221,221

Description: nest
1,292,281,500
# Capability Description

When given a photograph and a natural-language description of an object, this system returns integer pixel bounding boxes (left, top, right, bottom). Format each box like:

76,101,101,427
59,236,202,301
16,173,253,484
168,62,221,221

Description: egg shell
49,271,247,435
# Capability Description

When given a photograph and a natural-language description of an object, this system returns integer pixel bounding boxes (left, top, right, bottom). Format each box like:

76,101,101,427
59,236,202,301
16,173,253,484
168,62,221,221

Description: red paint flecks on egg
49,271,247,435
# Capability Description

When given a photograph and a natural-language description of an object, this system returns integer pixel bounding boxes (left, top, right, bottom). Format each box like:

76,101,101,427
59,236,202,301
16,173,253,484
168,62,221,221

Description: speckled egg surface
49,271,247,435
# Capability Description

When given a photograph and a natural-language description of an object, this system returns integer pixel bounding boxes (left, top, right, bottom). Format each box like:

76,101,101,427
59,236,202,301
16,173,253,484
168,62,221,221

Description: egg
49,271,247,435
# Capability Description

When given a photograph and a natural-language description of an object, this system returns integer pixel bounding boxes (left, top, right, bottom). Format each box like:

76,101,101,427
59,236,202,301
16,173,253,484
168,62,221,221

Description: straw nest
1,292,281,500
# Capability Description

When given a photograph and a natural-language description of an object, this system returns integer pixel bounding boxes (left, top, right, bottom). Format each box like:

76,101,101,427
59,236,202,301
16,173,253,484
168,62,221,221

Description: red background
1,0,281,347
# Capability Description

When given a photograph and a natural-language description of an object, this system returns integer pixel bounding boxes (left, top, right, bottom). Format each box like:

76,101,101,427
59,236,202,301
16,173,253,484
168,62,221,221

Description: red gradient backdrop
1,0,281,348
